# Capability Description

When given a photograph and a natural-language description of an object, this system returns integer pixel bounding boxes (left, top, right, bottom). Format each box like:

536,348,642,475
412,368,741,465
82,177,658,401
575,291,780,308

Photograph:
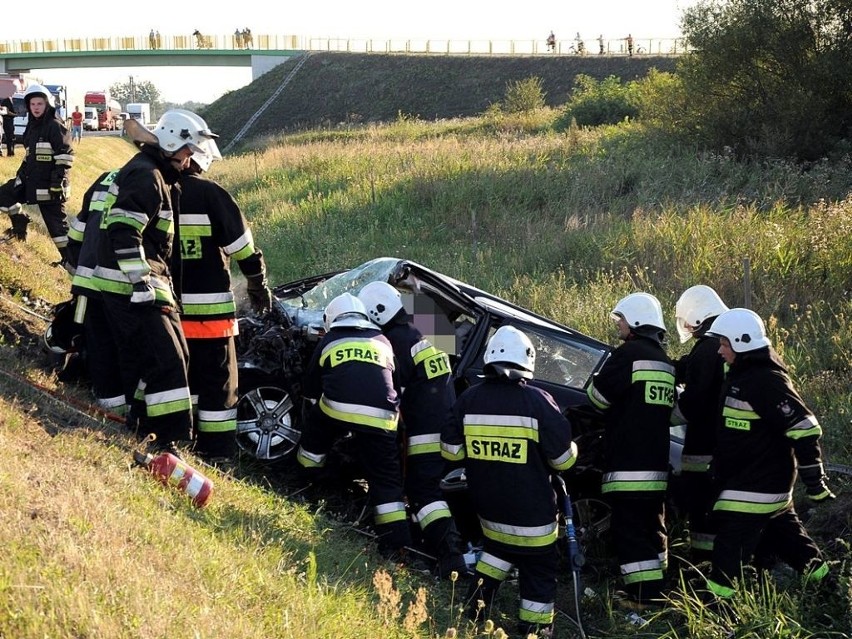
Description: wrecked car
235,257,613,462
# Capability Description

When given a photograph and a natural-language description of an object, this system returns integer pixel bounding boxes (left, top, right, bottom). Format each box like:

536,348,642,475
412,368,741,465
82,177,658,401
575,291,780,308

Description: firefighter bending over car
358,282,467,578
587,292,675,612
441,325,578,638
174,111,272,462
296,293,412,557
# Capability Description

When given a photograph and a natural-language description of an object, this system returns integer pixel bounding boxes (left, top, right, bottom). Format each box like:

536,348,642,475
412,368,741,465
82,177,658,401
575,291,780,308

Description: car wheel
235,384,300,461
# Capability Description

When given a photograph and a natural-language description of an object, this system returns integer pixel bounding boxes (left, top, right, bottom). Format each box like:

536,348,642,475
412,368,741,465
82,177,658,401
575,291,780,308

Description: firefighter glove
799,464,836,502
130,280,156,307
246,273,272,313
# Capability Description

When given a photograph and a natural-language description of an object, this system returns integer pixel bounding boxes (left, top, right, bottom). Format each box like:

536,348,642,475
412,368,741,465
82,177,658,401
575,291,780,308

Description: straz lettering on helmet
725,417,751,431
467,437,527,464
645,381,675,407
424,352,450,379
331,344,389,366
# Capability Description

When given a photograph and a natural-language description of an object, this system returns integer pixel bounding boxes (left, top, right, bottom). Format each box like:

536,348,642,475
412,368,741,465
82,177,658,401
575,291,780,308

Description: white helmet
152,109,217,155
611,292,666,332
24,84,51,108
707,308,771,353
191,137,223,172
358,281,403,326
483,325,535,378
323,292,374,331
675,285,729,343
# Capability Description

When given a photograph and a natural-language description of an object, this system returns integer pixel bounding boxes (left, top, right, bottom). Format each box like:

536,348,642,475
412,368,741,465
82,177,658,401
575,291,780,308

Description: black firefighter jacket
68,171,119,298
712,348,827,515
18,104,73,203
441,376,577,553
302,326,400,435
587,336,676,498
675,334,727,471
93,146,182,310
174,172,266,337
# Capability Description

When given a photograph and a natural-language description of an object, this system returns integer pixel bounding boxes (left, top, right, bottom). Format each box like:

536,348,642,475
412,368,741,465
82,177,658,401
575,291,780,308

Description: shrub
556,74,638,129
502,76,545,114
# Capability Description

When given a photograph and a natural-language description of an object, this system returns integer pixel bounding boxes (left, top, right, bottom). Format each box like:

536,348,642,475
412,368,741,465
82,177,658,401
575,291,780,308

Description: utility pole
129,75,136,103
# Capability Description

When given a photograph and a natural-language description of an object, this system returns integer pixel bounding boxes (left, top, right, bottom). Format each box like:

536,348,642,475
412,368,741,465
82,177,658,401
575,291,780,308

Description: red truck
83,91,122,131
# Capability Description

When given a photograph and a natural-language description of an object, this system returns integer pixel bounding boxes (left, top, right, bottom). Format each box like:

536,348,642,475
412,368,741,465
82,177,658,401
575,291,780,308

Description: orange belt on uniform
182,318,238,339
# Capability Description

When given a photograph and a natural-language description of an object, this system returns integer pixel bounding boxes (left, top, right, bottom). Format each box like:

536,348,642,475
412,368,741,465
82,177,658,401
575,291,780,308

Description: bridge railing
0,33,689,56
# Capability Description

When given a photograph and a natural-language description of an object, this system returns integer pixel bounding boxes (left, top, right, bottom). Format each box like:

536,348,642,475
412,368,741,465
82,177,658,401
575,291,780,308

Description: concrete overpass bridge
0,31,686,80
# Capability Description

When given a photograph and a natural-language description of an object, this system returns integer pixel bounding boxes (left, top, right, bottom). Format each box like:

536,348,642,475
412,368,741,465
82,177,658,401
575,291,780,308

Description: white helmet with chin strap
675,285,729,343
707,308,771,353
323,292,374,331
611,292,666,332
358,281,403,326
483,325,536,379
152,109,218,155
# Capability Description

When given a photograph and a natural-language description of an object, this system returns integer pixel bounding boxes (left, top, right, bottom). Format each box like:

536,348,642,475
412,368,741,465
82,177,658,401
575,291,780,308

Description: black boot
1,213,29,242
424,519,469,578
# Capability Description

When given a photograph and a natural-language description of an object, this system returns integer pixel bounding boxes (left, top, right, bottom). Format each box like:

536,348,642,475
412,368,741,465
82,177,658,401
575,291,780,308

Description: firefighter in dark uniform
296,293,411,556
441,325,578,637
93,112,215,453
65,170,127,415
358,281,467,578
0,84,74,262
175,122,272,460
704,308,834,600
672,284,729,559
587,292,675,610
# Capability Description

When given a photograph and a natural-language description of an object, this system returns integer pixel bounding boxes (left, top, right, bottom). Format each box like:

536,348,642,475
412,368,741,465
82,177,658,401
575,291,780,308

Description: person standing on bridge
0,84,74,261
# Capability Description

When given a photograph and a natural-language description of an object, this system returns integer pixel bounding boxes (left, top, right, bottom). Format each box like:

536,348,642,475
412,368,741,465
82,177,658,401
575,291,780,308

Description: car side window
474,323,603,390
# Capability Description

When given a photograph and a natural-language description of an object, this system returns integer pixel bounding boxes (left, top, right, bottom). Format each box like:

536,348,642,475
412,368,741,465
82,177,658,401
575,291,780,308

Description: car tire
235,374,301,462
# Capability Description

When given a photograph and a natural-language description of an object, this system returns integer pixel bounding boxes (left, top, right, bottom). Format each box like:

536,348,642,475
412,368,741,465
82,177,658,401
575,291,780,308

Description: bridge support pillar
251,55,293,80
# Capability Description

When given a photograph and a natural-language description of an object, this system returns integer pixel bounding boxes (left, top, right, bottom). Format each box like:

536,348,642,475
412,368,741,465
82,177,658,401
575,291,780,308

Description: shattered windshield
281,258,400,311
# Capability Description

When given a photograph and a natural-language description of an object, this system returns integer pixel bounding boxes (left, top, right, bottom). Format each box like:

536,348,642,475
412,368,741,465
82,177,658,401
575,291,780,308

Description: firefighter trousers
403,425,462,562
299,405,411,553
467,543,558,635
710,503,824,590
681,468,716,557
79,295,126,414
609,494,668,602
101,294,192,444
187,336,237,457
0,178,68,253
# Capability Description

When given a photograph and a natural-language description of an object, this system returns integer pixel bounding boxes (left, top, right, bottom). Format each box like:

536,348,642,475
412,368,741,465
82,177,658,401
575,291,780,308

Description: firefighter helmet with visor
152,109,217,155
675,285,729,343
358,281,404,327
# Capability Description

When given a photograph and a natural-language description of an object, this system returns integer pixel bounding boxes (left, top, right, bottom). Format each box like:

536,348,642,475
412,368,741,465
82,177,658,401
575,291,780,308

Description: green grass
0,110,850,638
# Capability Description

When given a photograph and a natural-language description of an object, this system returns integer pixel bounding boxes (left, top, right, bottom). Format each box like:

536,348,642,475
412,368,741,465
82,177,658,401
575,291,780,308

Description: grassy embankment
0,115,850,639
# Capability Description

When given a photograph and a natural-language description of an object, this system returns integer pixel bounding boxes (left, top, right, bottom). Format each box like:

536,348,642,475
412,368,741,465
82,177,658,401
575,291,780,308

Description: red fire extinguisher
133,446,214,508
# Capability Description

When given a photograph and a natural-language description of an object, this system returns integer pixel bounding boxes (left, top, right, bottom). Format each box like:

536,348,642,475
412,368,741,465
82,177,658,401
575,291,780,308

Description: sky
0,0,699,104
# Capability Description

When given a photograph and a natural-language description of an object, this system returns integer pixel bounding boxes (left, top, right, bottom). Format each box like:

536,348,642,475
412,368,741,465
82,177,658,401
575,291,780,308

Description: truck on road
84,91,121,131
126,102,151,126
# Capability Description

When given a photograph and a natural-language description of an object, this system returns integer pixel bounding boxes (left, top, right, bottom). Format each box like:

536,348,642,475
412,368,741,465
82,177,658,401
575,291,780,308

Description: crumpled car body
235,257,612,461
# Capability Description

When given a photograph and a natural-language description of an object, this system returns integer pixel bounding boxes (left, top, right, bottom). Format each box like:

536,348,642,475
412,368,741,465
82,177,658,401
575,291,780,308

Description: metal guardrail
0,33,688,57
